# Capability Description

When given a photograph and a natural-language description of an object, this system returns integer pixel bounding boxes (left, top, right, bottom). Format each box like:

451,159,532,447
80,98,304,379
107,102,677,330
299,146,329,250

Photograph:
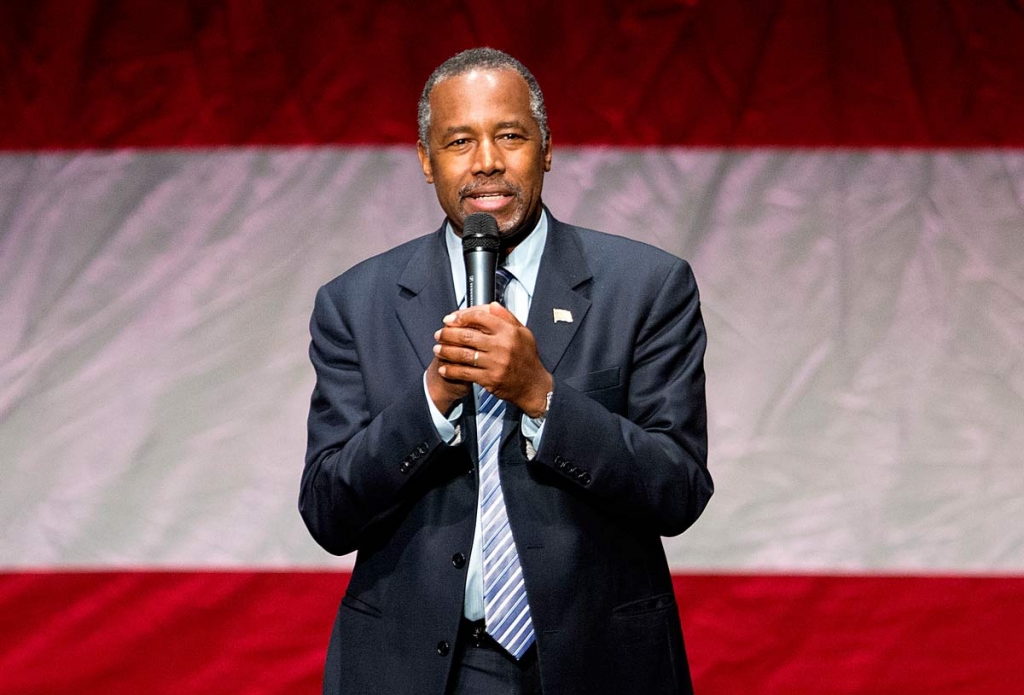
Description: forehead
427,68,535,134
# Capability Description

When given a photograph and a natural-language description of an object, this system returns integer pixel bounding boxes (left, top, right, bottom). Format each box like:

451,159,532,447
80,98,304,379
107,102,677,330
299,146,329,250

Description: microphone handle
465,248,497,306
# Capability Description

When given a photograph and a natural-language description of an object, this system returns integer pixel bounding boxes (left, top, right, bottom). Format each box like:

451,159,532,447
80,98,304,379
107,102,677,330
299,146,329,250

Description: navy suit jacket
301,214,712,694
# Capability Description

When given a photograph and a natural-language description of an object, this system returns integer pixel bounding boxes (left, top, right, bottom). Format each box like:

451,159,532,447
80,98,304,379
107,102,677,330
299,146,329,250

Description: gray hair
417,47,549,152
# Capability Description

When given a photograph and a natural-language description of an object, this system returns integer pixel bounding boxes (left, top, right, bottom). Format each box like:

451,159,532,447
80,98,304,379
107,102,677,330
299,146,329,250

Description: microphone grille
462,213,500,251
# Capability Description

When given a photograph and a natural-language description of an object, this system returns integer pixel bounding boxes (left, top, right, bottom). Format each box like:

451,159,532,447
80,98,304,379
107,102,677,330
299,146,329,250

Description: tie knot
495,267,514,306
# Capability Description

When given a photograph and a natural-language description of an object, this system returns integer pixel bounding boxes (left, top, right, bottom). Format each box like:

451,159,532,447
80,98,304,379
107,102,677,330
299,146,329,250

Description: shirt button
451,552,466,569
437,640,450,656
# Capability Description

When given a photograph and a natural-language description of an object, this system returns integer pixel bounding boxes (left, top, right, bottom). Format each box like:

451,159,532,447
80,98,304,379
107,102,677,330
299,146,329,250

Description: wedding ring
473,350,479,367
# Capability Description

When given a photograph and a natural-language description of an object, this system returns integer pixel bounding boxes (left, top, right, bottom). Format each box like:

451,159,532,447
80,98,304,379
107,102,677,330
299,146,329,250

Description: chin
497,216,523,234
497,206,529,234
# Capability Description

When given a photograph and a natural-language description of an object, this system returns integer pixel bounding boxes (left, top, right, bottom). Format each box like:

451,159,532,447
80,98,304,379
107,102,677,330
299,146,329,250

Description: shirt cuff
423,372,462,445
521,414,546,460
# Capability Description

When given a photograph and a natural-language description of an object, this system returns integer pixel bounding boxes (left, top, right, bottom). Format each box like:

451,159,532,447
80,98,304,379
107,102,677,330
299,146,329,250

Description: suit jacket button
451,552,466,569
399,461,411,474
437,640,450,656
580,473,592,485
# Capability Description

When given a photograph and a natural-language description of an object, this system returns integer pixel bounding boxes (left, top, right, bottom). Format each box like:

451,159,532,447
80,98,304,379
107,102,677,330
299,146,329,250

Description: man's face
417,68,552,237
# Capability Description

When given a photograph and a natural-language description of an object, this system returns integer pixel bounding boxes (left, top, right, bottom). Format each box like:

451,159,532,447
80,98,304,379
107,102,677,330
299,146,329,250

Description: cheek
431,173,456,197
516,155,547,189
435,166,465,194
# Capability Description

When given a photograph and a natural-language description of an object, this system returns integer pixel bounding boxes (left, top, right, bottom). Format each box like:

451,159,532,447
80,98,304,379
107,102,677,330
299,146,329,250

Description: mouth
465,193,513,212
460,183,520,214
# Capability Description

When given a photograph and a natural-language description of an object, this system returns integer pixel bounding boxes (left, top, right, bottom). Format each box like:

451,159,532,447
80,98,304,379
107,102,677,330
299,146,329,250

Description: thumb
488,301,521,326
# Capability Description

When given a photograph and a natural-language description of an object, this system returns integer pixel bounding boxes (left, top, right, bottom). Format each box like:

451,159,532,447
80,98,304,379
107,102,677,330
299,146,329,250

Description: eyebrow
437,120,531,141
494,120,530,131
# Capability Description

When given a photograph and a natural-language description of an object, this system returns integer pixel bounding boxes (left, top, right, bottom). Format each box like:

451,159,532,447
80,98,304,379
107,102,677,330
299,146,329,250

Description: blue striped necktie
478,267,535,658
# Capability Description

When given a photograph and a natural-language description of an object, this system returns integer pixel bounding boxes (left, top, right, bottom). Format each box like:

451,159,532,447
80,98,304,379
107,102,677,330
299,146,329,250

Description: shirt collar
445,210,548,307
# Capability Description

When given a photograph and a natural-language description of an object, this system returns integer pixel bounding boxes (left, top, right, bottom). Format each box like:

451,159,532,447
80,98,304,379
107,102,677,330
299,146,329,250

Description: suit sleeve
535,258,712,537
298,284,451,556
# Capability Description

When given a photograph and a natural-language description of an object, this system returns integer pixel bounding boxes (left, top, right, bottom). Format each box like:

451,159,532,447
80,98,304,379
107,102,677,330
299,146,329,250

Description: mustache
458,179,523,199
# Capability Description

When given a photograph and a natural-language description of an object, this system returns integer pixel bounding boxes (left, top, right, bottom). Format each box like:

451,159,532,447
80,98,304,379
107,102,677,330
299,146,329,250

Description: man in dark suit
300,47,712,694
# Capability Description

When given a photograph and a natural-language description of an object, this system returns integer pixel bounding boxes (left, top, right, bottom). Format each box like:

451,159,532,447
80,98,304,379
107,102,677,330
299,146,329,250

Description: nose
472,138,505,177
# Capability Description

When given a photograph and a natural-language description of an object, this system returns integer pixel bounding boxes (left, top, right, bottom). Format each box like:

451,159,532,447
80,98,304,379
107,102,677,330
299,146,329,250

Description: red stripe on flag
1,571,1020,694
2,1,1023,150
0,571,337,694
677,573,1024,694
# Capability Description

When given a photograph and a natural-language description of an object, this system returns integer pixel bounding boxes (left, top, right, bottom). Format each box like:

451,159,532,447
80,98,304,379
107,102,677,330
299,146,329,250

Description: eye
445,138,471,149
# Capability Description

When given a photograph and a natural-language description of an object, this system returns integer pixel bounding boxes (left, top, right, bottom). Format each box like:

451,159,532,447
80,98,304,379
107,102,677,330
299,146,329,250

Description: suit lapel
394,227,478,459
395,227,458,371
527,217,593,375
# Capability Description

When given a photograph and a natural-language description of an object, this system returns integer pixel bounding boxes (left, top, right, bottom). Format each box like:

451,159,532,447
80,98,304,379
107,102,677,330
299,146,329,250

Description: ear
416,140,434,184
542,135,553,172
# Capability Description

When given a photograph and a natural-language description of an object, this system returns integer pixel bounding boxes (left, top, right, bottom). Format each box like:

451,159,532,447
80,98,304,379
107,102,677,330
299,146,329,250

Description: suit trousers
447,620,542,695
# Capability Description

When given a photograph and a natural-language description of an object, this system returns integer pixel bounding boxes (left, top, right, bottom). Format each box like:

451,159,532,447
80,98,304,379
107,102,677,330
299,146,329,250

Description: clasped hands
427,302,552,419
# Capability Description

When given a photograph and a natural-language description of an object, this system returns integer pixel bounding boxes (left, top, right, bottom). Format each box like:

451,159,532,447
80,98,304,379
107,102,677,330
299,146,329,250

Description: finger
435,325,487,348
446,307,511,334
443,306,492,327
433,343,481,366
437,362,484,383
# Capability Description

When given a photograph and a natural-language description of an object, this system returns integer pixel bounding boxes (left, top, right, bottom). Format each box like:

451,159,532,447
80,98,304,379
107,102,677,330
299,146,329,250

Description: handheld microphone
462,213,500,306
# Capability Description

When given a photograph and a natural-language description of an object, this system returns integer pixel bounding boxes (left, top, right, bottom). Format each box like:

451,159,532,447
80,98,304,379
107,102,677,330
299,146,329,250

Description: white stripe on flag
1,148,1022,572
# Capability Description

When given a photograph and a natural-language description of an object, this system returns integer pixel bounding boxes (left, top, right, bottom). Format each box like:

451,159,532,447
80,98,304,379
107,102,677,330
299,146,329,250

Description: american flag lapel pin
553,308,573,324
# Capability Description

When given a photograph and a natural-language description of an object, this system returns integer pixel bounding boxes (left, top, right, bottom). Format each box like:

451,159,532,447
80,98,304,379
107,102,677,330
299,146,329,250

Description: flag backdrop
2,1,1023,693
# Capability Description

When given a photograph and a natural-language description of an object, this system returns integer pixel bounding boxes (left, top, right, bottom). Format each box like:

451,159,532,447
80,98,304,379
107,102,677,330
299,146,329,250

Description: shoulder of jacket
321,227,444,294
